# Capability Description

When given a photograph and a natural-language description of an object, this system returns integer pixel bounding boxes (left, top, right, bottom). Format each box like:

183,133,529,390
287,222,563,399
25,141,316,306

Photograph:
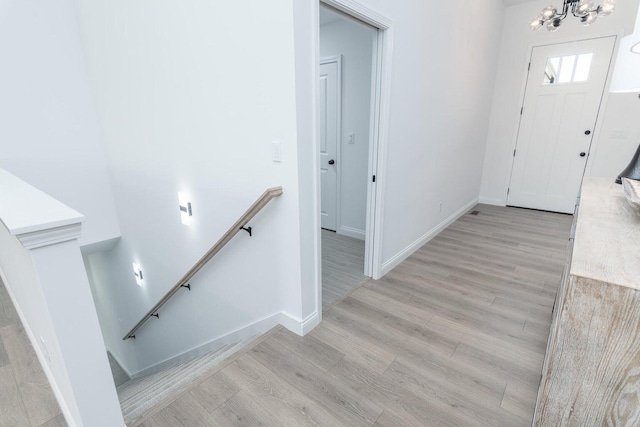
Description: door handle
584,130,591,135
328,159,335,165
580,152,586,157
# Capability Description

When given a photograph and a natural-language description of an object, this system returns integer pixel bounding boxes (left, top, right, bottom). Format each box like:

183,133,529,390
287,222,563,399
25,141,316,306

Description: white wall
480,0,640,205
320,15,376,239
0,168,124,427
74,0,311,374
0,0,120,248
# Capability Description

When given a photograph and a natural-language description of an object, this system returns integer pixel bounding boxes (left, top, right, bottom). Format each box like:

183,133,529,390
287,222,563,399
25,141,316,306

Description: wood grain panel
535,277,640,425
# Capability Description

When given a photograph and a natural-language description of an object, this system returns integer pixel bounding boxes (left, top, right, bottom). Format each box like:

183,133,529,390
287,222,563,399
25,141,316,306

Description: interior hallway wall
0,0,120,248
75,0,306,374
320,12,376,240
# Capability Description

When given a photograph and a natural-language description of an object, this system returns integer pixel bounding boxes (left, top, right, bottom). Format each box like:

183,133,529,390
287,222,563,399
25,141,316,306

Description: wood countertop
571,176,640,290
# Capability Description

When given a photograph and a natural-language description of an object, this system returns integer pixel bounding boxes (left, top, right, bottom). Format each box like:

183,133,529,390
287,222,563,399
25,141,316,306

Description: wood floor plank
221,354,345,426
308,320,395,375
0,335,9,368
0,323,61,426
269,329,344,372
38,414,68,427
0,364,31,427
210,389,289,427
327,357,456,427
151,390,215,427
501,378,538,424
187,371,239,414
336,296,458,357
321,230,368,309
0,282,19,329
250,339,382,426
384,360,528,427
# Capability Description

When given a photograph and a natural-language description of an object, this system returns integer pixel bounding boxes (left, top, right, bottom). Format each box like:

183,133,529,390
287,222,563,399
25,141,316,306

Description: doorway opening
318,1,389,309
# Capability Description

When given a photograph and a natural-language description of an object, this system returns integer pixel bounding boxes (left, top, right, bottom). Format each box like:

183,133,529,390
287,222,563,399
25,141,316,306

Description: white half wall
0,0,120,248
480,0,640,205
74,0,309,374
320,13,376,239
0,168,124,427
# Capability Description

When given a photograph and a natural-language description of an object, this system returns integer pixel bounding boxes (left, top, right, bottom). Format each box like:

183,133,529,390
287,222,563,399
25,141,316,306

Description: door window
543,53,594,85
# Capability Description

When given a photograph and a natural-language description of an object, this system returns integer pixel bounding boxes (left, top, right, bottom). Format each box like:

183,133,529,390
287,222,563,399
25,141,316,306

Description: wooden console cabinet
533,177,640,426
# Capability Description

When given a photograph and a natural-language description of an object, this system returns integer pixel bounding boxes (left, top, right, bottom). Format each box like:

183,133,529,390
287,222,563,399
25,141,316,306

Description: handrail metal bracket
240,226,252,237
128,335,136,340
151,313,159,319
181,283,191,291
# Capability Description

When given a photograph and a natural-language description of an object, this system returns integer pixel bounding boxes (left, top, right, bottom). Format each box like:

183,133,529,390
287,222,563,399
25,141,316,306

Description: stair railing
122,186,283,340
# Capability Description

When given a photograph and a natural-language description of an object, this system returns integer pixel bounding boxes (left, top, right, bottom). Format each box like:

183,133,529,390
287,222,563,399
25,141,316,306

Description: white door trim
503,31,624,205
320,0,393,280
320,55,343,232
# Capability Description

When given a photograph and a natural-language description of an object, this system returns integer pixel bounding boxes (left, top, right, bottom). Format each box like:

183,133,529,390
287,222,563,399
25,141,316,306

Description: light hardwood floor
321,229,368,309
133,204,572,426
0,279,67,427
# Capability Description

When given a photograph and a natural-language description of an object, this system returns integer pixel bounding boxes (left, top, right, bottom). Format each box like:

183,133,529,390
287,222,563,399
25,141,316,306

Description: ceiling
503,0,539,5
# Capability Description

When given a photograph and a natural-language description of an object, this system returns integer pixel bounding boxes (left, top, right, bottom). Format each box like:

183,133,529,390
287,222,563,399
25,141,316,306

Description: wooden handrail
122,186,283,340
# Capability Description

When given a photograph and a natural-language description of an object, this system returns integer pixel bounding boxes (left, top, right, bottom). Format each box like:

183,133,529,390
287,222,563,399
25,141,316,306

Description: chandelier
529,0,616,32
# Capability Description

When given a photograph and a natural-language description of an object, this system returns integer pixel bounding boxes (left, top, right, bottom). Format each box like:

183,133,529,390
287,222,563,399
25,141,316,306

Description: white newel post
0,169,124,427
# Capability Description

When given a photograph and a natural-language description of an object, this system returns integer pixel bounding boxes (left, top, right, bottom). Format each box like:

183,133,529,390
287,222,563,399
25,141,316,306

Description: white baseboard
337,226,365,240
278,310,321,336
479,196,505,206
0,271,77,427
380,197,479,276
106,347,134,379
128,312,282,379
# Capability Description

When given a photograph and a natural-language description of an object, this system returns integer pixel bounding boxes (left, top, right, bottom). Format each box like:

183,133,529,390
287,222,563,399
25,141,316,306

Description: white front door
507,37,615,213
320,59,340,230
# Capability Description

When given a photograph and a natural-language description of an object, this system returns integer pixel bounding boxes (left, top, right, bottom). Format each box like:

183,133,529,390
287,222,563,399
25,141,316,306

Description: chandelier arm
558,0,571,20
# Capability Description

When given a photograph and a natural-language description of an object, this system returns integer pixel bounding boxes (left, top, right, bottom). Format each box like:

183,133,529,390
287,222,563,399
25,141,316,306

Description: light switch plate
272,141,282,162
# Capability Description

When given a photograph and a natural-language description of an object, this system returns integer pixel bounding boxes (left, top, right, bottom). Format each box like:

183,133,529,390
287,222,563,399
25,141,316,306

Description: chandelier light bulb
598,0,616,16
576,1,594,15
547,18,562,31
581,11,599,25
541,5,557,19
530,15,545,30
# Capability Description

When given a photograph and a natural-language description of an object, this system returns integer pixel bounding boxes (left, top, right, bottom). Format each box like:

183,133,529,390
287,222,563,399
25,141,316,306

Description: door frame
320,0,393,280
504,32,623,204
319,55,343,232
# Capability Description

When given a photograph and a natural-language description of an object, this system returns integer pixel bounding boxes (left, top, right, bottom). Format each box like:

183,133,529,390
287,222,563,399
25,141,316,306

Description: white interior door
507,37,615,213
320,59,340,230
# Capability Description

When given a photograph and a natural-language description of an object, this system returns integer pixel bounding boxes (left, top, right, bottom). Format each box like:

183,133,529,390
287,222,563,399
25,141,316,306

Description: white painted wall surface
320,16,376,239
75,0,308,374
0,0,120,248
480,0,640,205
0,169,124,427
